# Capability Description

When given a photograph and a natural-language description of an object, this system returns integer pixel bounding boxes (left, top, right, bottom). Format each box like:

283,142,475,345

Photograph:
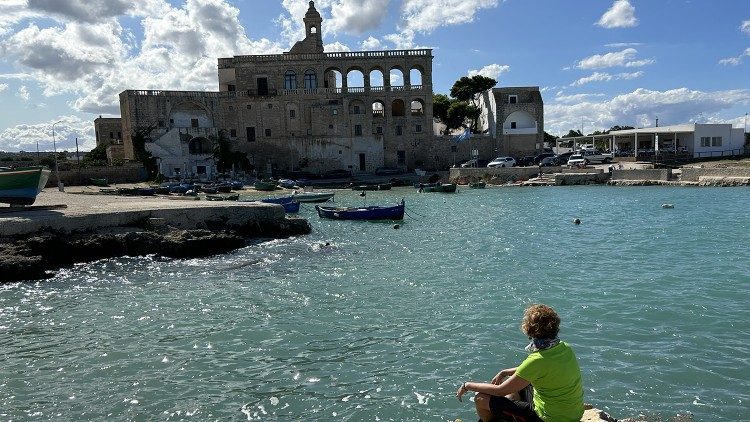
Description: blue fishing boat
316,199,405,220
0,166,51,206
258,196,300,213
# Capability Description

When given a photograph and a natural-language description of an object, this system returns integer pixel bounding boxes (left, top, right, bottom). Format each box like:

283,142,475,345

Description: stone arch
323,67,343,89
346,67,365,89
409,67,423,87
369,68,385,88
372,100,385,116
168,100,212,128
284,70,297,90
410,98,425,116
304,69,317,89
391,99,405,117
503,110,536,130
188,137,213,154
310,26,317,34
389,67,404,89
349,99,365,115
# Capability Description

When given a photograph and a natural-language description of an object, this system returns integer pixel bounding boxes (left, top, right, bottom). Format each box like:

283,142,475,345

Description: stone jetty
0,189,311,282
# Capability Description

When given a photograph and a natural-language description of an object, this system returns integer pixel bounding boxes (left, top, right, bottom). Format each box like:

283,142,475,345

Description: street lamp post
52,121,64,191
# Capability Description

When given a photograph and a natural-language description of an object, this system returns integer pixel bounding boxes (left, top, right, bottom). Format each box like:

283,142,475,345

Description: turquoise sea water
1,186,749,421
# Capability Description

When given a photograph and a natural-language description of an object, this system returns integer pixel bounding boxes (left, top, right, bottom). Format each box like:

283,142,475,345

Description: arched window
304,70,317,89
284,70,297,90
310,26,317,34
391,99,405,117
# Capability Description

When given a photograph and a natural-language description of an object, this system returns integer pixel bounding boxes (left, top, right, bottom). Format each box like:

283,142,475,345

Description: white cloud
577,48,654,69
361,36,381,50
546,87,750,136
605,42,642,48
400,0,499,34
468,63,509,80
597,0,638,29
719,47,750,66
1,0,281,115
383,30,417,49
570,71,643,86
0,115,95,152
16,85,30,101
0,83,8,93
741,20,750,35
554,93,606,104
328,0,390,35
324,41,350,52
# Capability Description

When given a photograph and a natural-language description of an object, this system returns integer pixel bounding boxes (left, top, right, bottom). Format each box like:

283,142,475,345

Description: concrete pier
0,188,311,282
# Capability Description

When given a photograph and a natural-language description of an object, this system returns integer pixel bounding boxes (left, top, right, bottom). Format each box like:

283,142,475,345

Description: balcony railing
219,49,433,67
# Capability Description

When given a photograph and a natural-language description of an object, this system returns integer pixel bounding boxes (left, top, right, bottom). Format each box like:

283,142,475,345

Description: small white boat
292,191,335,203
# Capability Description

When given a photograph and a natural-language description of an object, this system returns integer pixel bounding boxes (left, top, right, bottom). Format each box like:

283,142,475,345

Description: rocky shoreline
0,217,311,282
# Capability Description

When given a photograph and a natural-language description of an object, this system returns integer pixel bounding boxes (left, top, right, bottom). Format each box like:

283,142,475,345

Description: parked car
516,156,535,167
555,151,575,163
533,152,556,164
460,159,489,168
487,157,516,168
539,156,564,167
567,154,587,167
374,166,403,176
580,149,613,164
322,169,352,179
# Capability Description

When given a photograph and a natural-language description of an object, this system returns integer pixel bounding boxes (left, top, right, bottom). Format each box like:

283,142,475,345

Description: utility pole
52,121,63,191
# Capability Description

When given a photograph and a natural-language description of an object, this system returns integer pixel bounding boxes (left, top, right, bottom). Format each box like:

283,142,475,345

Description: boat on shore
316,199,405,220
292,191,335,203
254,180,278,191
0,166,51,206
469,181,486,189
259,196,300,213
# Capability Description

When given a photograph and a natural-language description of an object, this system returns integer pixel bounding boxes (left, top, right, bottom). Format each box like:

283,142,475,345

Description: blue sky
0,0,748,152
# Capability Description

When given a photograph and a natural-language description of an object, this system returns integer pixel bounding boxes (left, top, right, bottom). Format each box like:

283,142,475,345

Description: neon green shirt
515,342,584,422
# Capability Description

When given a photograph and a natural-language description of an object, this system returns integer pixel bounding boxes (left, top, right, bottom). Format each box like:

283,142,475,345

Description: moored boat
420,183,457,193
259,196,300,213
254,180,278,191
0,166,51,206
316,199,405,220
351,184,379,191
469,181,486,189
292,191,335,203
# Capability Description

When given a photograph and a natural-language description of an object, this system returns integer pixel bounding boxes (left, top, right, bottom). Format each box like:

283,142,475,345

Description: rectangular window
109,132,114,139
257,77,268,96
267,103,273,109
307,128,312,135
246,104,251,110
265,128,272,137
353,105,360,114
355,124,362,136
230,129,237,137
711,136,722,147
228,84,236,92
397,150,406,165
191,118,199,128
246,127,256,142
415,124,422,133
396,125,403,136
700,136,710,147
509,95,518,104
196,165,207,175
376,126,383,134
117,132,121,139
289,109,296,118
511,122,517,129
158,120,164,127
169,118,174,124
451,145,458,152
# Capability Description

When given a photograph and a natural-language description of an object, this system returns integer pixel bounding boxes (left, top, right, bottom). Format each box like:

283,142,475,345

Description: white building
562,123,746,159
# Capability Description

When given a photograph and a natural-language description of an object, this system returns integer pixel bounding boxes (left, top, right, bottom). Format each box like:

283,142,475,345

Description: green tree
543,131,558,144
565,130,583,138
432,94,452,123
131,126,158,179
450,75,497,104
213,131,252,173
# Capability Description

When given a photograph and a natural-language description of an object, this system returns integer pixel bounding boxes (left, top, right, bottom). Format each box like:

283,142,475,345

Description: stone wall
46,164,146,187
612,169,671,181
555,172,610,185
680,167,750,182
449,166,546,182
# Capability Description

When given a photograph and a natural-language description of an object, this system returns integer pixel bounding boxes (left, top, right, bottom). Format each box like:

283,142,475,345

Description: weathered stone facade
477,86,544,158
93,117,123,146
116,1,435,178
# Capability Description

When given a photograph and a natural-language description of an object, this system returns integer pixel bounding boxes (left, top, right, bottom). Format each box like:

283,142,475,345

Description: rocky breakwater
0,191,311,282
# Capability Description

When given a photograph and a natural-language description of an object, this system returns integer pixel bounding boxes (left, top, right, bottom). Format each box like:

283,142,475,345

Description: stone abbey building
111,1,543,179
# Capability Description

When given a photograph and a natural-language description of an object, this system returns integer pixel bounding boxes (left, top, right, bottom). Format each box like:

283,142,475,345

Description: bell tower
288,1,324,54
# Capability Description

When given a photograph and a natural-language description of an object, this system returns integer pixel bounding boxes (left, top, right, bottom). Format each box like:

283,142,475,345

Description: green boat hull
0,167,51,206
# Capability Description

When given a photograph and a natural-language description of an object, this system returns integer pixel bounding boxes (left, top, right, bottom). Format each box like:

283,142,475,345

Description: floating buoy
393,224,400,229
573,218,581,225
661,204,674,209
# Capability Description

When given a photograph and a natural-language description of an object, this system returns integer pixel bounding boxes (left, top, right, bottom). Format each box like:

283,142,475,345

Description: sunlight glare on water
1,186,748,420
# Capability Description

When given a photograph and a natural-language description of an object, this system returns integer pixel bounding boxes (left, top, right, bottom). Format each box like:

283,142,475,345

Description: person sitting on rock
456,303,584,422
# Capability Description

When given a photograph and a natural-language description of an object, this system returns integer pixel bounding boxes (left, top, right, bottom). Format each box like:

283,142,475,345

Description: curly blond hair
521,304,560,339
